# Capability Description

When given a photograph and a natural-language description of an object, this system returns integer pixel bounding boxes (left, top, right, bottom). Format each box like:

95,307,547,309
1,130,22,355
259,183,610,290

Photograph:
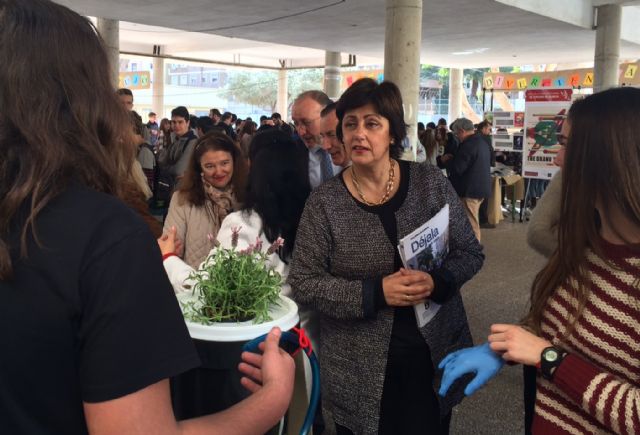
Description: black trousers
336,343,451,435
170,340,248,420
523,365,537,435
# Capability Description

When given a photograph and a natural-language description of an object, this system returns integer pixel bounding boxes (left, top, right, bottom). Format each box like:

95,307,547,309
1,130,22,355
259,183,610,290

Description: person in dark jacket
476,120,496,228
442,118,491,241
435,119,460,176
217,112,237,140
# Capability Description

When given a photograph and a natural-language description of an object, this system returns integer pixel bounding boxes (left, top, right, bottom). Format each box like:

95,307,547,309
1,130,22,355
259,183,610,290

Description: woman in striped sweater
440,87,640,434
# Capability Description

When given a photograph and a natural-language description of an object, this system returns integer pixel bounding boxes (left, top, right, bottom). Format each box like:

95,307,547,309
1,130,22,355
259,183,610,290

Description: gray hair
294,90,332,108
453,118,474,132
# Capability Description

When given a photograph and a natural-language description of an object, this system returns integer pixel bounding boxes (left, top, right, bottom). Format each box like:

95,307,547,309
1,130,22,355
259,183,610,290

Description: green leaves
182,246,282,325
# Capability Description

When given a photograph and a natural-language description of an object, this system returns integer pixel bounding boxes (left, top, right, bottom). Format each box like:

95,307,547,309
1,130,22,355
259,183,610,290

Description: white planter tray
176,293,299,342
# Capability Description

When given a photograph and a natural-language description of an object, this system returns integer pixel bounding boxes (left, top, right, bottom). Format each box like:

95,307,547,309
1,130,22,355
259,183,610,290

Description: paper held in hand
398,204,450,328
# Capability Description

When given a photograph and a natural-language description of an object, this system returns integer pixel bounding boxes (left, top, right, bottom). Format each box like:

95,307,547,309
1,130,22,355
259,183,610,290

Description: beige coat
164,191,222,268
527,171,562,258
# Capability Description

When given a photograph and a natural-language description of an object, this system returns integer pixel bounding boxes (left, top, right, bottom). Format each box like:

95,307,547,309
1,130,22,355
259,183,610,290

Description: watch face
544,349,559,362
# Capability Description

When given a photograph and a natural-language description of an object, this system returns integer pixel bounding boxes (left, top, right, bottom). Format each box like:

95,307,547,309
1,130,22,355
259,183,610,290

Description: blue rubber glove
438,343,505,397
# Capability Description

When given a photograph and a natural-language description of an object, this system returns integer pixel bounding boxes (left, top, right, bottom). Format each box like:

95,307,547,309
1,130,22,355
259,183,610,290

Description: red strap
292,327,313,357
162,252,177,261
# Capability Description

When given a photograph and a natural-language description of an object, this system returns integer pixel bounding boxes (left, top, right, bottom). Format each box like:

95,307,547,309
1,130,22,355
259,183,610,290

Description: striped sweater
534,239,640,434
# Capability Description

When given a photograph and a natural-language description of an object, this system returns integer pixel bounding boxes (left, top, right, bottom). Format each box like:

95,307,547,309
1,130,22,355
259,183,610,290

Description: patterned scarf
202,178,238,228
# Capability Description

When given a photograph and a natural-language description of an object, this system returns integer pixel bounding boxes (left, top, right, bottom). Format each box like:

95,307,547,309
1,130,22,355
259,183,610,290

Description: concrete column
152,50,165,117
448,68,463,123
277,68,288,119
594,4,622,93
324,51,342,101
383,0,422,161
96,18,119,88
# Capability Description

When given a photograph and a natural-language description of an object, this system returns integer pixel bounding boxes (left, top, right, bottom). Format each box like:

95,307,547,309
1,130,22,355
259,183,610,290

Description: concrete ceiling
54,0,640,68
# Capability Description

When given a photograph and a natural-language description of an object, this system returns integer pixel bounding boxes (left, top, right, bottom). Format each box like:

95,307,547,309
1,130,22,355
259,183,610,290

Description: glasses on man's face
293,118,319,130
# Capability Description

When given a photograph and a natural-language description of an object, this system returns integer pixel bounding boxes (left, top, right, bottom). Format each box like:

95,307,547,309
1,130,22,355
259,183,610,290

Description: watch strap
540,346,568,381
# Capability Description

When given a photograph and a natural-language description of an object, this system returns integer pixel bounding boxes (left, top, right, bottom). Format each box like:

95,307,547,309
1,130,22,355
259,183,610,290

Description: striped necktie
317,148,334,182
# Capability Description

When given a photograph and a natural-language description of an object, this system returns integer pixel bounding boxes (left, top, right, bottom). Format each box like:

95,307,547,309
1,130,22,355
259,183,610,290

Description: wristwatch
538,346,568,381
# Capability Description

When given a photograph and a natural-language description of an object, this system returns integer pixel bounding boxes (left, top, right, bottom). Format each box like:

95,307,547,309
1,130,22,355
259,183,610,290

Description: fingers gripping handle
242,330,307,355
242,328,319,435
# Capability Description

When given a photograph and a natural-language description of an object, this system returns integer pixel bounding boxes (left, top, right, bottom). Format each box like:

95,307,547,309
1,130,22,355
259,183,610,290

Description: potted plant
178,227,298,340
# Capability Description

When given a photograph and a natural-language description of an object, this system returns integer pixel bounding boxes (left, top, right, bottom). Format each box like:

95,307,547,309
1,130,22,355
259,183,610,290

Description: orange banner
483,63,640,90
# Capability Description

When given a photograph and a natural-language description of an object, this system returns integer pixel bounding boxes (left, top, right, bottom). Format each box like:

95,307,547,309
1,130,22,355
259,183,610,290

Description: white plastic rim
177,293,300,342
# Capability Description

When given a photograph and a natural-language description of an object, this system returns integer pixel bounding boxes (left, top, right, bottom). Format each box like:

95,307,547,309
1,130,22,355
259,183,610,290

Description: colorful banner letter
569,74,580,87
624,64,637,79
118,71,151,90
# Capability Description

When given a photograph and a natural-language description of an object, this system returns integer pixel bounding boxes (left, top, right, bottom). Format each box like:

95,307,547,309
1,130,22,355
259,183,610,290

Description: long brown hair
420,128,438,161
177,132,248,206
524,87,640,334
239,120,256,140
159,118,171,135
0,0,134,280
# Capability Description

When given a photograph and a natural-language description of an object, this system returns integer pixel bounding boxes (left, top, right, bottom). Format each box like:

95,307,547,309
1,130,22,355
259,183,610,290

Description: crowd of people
3,1,640,435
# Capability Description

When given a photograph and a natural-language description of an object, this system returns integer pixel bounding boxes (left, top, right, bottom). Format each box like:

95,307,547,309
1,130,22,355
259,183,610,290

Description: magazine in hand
398,204,450,328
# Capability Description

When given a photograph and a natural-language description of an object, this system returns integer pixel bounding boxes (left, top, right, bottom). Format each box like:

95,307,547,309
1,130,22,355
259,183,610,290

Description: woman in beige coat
164,132,248,268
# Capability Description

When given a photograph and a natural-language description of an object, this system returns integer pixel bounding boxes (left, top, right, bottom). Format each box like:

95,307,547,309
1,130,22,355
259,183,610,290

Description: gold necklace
351,159,395,206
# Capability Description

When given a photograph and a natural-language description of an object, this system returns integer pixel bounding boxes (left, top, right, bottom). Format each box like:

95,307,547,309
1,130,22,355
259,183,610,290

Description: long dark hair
177,131,248,206
524,87,640,335
0,0,134,280
244,130,311,262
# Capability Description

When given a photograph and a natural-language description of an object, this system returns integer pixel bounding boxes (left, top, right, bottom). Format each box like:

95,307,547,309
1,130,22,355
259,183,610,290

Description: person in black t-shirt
0,2,294,434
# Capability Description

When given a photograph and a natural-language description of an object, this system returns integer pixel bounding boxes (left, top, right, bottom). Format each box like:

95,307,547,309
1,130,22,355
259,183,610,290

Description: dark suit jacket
217,121,237,140
446,134,491,199
480,133,496,166
294,137,310,186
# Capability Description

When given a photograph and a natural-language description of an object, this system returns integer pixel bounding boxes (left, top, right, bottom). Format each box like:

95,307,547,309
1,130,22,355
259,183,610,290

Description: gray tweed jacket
288,162,484,434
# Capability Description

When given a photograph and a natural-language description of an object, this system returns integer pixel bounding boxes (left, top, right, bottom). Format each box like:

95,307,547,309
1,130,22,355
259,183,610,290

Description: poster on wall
492,133,524,152
522,88,572,180
485,111,525,129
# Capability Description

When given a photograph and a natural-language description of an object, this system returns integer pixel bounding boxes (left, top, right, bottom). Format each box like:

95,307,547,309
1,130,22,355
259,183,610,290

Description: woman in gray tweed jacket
288,78,484,435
